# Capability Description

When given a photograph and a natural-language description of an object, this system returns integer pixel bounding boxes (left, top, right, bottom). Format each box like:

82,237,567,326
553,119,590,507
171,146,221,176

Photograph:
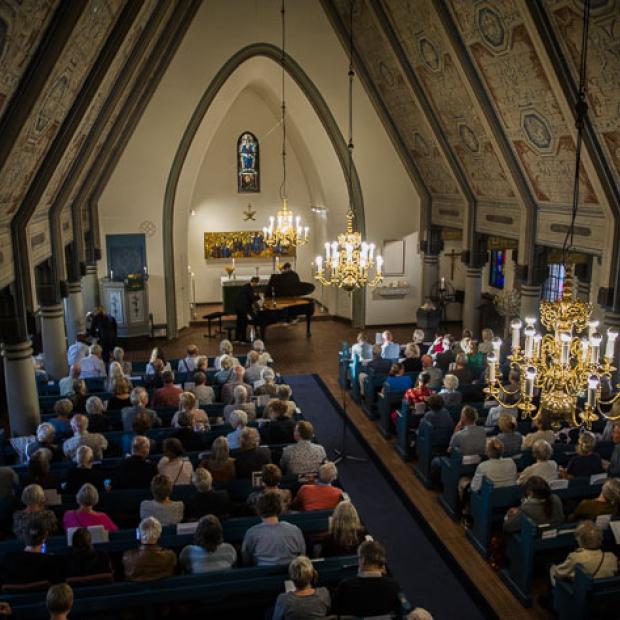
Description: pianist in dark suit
266,262,300,297
234,276,260,343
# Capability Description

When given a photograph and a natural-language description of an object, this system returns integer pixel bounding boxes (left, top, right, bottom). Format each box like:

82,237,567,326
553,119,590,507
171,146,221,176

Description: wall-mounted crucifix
445,249,464,280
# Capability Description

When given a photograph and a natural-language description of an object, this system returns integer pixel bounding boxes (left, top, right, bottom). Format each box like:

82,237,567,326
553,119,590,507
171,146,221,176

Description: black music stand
333,377,367,465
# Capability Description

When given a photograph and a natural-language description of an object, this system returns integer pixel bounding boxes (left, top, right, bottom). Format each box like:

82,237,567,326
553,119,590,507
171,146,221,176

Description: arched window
237,131,259,192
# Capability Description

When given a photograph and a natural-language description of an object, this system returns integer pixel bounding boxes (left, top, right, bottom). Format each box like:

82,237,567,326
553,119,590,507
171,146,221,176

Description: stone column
463,267,482,336
64,281,85,344
604,311,620,385
2,340,40,436
520,284,542,325
81,265,99,314
422,254,439,300
40,304,66,380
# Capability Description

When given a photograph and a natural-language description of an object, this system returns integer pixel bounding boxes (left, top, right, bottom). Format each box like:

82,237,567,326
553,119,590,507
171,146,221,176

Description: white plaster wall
99,0,420,328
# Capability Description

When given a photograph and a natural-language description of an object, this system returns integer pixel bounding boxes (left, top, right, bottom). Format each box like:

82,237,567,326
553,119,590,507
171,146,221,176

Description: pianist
234,276,260,343
265,262,300,298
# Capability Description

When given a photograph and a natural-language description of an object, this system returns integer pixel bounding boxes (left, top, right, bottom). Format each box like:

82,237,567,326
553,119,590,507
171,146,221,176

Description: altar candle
440,277,445,291
605,329,618,360
511,319,522,351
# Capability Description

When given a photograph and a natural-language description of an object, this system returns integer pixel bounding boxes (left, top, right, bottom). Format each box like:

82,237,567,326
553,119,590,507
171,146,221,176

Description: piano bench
203,311,226,338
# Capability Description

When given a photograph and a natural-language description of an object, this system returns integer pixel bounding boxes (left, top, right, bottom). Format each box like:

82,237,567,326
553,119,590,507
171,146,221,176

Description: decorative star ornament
243,204,256,221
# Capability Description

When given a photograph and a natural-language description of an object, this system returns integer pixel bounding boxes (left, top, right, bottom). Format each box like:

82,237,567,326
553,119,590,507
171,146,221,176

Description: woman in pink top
62,483,118,532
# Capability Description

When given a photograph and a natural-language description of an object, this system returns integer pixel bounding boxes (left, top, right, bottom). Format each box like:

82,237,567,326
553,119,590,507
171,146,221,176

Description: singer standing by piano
234,276,260,343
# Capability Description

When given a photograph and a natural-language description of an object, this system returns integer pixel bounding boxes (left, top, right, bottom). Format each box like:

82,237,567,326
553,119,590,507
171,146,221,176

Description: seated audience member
59,364,81,396
380,330,400,359
478,328,495,355
333,540,400,617
384,363,413,392
351,332,373,362
106,361,127,393
26,423,62,462
144,358,165,389
122,387,162,432
47,583,73,620
503,476,564,533
452,353,475,386
64,446,105,494
412,328,428,354
280,421,326,476
404,372,434,407
185,468,233,521
429,330,446,356
179,514,236,574
79,344,106,378
244,350,267,385
1,518,61,585
201,436,236,482
227,410,248,450
401,343,423,373
171,391,210,430
62,414,108,461
22,449,60,489
62,484,118,532
246,464,292,515
561,431,604,479
152,371,182,408
221,366,254,405
292,462,343,512
112,346,132,376
255,368,279,397
67,337,89,366
13,484,59,543
274,384,297,417
605,421,620,477
252,338,273,363
550,521,618,582
223,385,256,424
321,501,365,557
171,410,205,452
114,435,158,489
140,474,184,526
214,355,235,385
70,379,89,414
192,371,215,406
522,415,556,450
66,527,112,579
421,354,443,390
434,335,455,374
84,396,112,433
146,347,172,375
49,398,74,440
106,377,132,411
357,344,391,398
214,339,239,371
234,428,272,479
422,394,453,429
496,413,523,457
466,340,485,379
158,438,194,486
122,517,177,581
272,555,331,620
485,402,518,430
177,344,200,374
470,438,517,493
518,440,559,485
241,493,305,566
260,400,296,445
439,374,462,409
448,406,487,456
569,478,620,521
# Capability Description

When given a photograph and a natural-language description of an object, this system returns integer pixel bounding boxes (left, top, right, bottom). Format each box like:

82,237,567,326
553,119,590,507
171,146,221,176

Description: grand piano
253,274,315,341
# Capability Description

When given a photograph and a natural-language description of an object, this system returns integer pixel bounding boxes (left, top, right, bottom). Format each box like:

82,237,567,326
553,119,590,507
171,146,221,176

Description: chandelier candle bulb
534,334,542,359
524,325,536,359
492,337,502,357
591,333,602,364
560,332,572,365
581,338,590,363
588,320,600,339
525,367,536,398
487,354,497,383
369,244,375,260
511,319,522,351
377,255,383,274
587,376,599,408
605,329,618,360
324,243,331,260
315,256,323,272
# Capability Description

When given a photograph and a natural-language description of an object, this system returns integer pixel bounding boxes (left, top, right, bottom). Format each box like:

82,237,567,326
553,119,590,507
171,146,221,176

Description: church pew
438,450,481,520
377,384,411,438
553,564,620,620
414,420,452,485
467,475,605,559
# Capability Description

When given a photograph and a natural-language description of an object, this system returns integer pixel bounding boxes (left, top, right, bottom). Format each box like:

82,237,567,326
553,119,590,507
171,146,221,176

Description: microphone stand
333,371,367,465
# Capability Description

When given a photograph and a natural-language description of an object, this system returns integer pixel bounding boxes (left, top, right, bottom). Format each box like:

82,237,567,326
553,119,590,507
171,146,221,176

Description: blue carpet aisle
285,374,496,620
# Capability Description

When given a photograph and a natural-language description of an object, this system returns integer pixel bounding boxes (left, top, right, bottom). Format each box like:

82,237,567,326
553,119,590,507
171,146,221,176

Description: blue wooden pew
414,420,452,485
438,450,481,519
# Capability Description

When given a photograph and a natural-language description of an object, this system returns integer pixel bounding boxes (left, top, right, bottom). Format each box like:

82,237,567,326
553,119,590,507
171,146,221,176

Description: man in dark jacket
114,436,158,489
185,468,233,521
234,276,259,343
89,306,118,362
260,400,296,445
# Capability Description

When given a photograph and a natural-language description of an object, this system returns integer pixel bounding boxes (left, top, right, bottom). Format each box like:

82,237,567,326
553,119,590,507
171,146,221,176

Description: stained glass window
237,131,259,192
489,249,506,289
542,264,565,302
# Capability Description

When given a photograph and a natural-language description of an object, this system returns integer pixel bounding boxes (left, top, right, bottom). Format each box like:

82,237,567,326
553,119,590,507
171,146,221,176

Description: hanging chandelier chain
280,0,287,201
563,0,590,262
347,0,354,217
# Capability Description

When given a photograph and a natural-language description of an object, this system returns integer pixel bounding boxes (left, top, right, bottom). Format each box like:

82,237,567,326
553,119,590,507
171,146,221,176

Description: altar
220,275,270,313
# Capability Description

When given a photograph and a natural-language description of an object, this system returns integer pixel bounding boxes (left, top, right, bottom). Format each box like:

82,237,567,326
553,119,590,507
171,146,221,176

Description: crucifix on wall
445,249,464,280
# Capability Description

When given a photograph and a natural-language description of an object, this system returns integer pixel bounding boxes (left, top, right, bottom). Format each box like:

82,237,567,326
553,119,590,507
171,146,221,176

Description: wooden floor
123,316,550,619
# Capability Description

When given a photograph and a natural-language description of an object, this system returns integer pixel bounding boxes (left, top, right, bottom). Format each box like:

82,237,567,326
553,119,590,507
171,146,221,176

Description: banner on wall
203,231,295,261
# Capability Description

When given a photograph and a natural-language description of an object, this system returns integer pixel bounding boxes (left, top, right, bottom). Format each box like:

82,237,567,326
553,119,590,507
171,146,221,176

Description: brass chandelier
314,0,382,292
485,0,620,429
263,0,308,249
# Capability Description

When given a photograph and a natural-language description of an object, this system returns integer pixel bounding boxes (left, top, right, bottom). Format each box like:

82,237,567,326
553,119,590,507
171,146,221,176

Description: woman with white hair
214,355,236,385
12,484,59,542
478,328,495,355
62,483,118,532
272,555,331,620
214,339,239,370
402,343,422,373
517,440,558,484
185,468,233,521
84,396,112,433
252,339,273,364
64,445,105,494
569,478,620,521
291,462,343,512
113,346,132,375
171,392,209,430
145,347,172,375
106,361,125,392
122,517,176,581
254,367,278,397
438,374,462,409
561,431,604,479
26,423,62,461
223,385,256,424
